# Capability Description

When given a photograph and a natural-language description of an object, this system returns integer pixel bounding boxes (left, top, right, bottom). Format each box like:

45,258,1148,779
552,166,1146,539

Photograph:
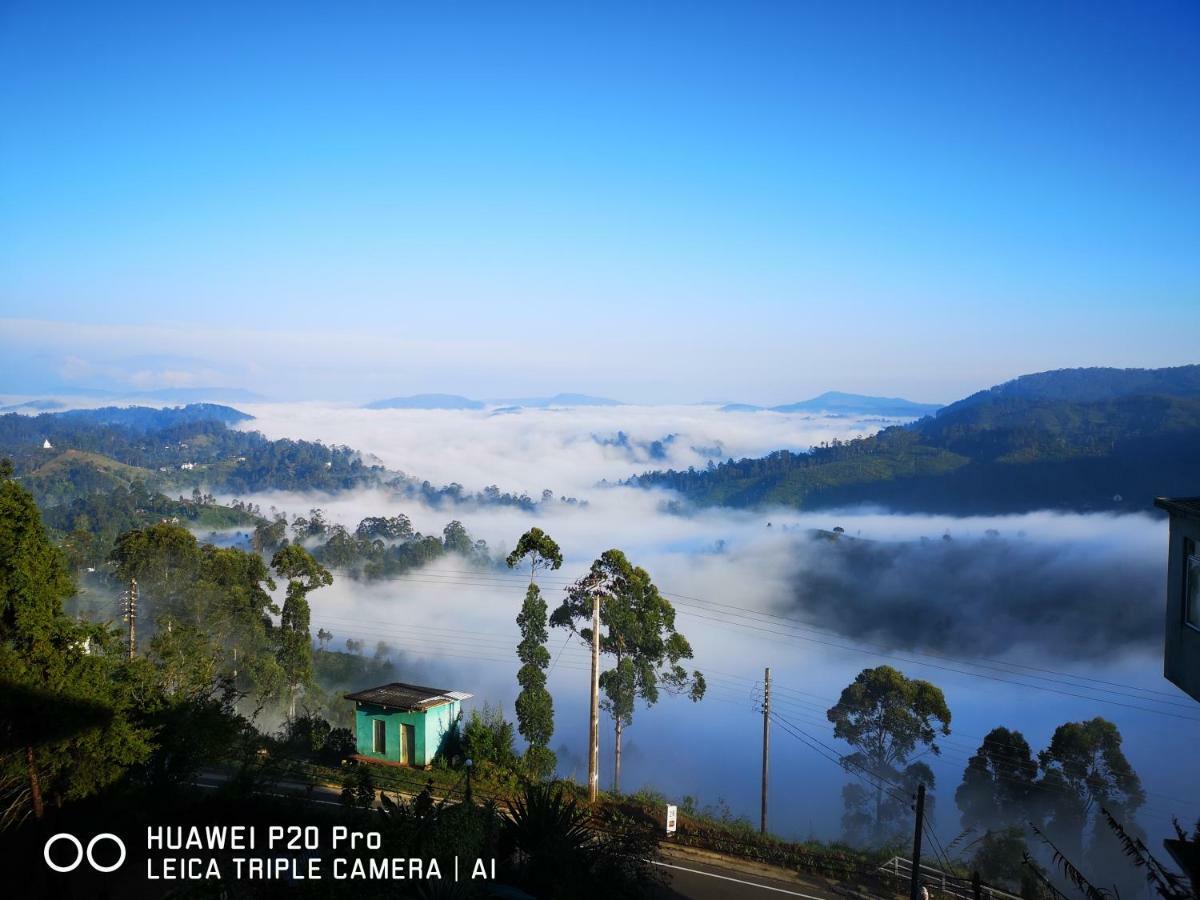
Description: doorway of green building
401,723,415,765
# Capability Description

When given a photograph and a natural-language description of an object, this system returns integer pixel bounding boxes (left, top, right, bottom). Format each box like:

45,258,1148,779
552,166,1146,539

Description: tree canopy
827,665,950,842
508,528,564,778
551,549,704,793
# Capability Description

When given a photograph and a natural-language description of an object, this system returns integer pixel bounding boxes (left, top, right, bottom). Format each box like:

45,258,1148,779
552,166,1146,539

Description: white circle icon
43,833,126,873
87,834,126,872
43,833,83,873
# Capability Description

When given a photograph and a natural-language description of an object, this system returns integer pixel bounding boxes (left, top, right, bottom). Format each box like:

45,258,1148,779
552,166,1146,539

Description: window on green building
373,719,386,753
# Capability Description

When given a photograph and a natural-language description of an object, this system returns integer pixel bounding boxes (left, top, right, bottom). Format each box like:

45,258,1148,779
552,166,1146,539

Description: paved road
193,771,845,899
653,855,842,900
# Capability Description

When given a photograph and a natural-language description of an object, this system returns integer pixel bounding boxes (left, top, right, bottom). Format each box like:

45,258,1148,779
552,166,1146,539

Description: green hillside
630,367,1200,513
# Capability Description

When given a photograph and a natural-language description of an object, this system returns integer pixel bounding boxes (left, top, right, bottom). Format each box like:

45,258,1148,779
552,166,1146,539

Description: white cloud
201,402,1189,844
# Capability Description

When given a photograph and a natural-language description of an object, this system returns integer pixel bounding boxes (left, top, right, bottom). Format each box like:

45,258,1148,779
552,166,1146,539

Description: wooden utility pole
909,782,926,900
587,591,601,802
971,870,982,900
760,666,770,834
125,577,138,662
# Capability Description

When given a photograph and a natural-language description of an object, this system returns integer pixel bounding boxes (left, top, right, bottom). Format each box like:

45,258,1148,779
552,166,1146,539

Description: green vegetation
631,366,1200,512
305,511,495,579
951,718,1149,897
551,549,705,794
0,464,266,831
270,544,333,718
0,404,575,526
827,665,951,846
0,405,556,588
507,527,564,778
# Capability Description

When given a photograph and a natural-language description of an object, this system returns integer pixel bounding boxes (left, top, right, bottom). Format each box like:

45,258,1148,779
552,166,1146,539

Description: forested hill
0,403,380,497
629,366,1200,514
0,403,574,574
0,403,573,509
939,365,1200,413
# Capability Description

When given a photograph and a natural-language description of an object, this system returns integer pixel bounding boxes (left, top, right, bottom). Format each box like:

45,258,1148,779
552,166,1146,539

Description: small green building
345,682,472,768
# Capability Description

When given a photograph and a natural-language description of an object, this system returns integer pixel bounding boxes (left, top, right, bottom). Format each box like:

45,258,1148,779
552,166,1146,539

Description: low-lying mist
234,401,901,496
785,522,1163,660
206,402,1193,845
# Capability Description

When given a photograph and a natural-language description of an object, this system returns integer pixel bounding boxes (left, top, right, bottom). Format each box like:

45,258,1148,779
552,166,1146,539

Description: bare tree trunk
614,718,622,795
26,746,43,820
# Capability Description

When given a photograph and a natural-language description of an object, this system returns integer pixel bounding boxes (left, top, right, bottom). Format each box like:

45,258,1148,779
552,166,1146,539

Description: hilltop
631,366,1200,513
720,391,941,417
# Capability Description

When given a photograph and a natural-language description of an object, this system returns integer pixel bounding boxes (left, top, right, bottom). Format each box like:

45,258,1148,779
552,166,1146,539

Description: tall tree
841,761,936,846
270,545,332,719
826,665,951,842
551,549,705,794
1038,717,1144,867
111,521,202,614
0,461,153,824
955,726,1040,832
506,528,563,778
112,525,282,703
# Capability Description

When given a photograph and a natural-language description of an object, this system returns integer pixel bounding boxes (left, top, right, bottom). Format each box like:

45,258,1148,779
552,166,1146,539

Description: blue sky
1,1,1197,403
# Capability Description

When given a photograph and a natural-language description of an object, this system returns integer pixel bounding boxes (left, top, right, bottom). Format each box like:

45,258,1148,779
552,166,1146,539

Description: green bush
462,704,516,770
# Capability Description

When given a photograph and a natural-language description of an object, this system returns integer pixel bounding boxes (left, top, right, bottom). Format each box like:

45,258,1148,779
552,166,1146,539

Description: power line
422,567,1186,701
758,697,1195,817
379,569,1198,717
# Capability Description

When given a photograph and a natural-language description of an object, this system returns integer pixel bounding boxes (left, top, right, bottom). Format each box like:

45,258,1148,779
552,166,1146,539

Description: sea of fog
221,402,1199,848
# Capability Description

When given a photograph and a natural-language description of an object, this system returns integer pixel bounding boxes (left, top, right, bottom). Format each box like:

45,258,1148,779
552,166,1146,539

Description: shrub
462,704,516,770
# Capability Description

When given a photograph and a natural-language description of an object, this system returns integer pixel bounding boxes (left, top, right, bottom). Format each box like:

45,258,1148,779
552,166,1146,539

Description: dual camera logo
43,833,126,873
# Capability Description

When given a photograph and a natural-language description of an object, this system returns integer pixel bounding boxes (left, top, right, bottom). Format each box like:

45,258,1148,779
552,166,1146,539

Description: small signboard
665,804,677,835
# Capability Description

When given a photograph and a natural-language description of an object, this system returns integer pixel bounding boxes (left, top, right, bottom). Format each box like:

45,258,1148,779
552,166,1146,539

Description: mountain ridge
720,391,942,417
631,365,1200,514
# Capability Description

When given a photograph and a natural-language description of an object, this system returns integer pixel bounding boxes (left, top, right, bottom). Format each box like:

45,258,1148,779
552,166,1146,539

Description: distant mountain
365,392,622,410
0,400,67,413
720,391,942,417
489,393,623,408
0,387,264,408
365,394,484,410
125,387,267,404
774,392,942,416
718,403,765,413
632,365,1200,514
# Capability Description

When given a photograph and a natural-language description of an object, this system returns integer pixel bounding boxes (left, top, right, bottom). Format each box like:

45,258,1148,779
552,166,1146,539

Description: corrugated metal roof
1155,497,1200,519
344,682,473,712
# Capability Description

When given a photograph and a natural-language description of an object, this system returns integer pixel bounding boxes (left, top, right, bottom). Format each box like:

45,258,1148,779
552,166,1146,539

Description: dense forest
256,509,496,581
0,405,589,589
0,404,385,496
1,403,586,511
630,367,1200,513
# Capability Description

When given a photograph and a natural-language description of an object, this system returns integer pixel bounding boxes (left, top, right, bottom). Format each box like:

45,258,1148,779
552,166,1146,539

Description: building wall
1164,512,1200,704
420,700,460,764
353,700,462,766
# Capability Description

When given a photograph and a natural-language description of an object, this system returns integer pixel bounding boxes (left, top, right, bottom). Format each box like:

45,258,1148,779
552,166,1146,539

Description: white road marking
650,860,832,898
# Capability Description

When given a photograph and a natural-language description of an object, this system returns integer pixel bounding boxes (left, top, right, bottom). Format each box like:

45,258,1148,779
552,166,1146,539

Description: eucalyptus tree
270,544,332,719
551,549,705,794
955,726,1040,832
1038,717,1144,869
826,665,951,842
506,528,563,778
